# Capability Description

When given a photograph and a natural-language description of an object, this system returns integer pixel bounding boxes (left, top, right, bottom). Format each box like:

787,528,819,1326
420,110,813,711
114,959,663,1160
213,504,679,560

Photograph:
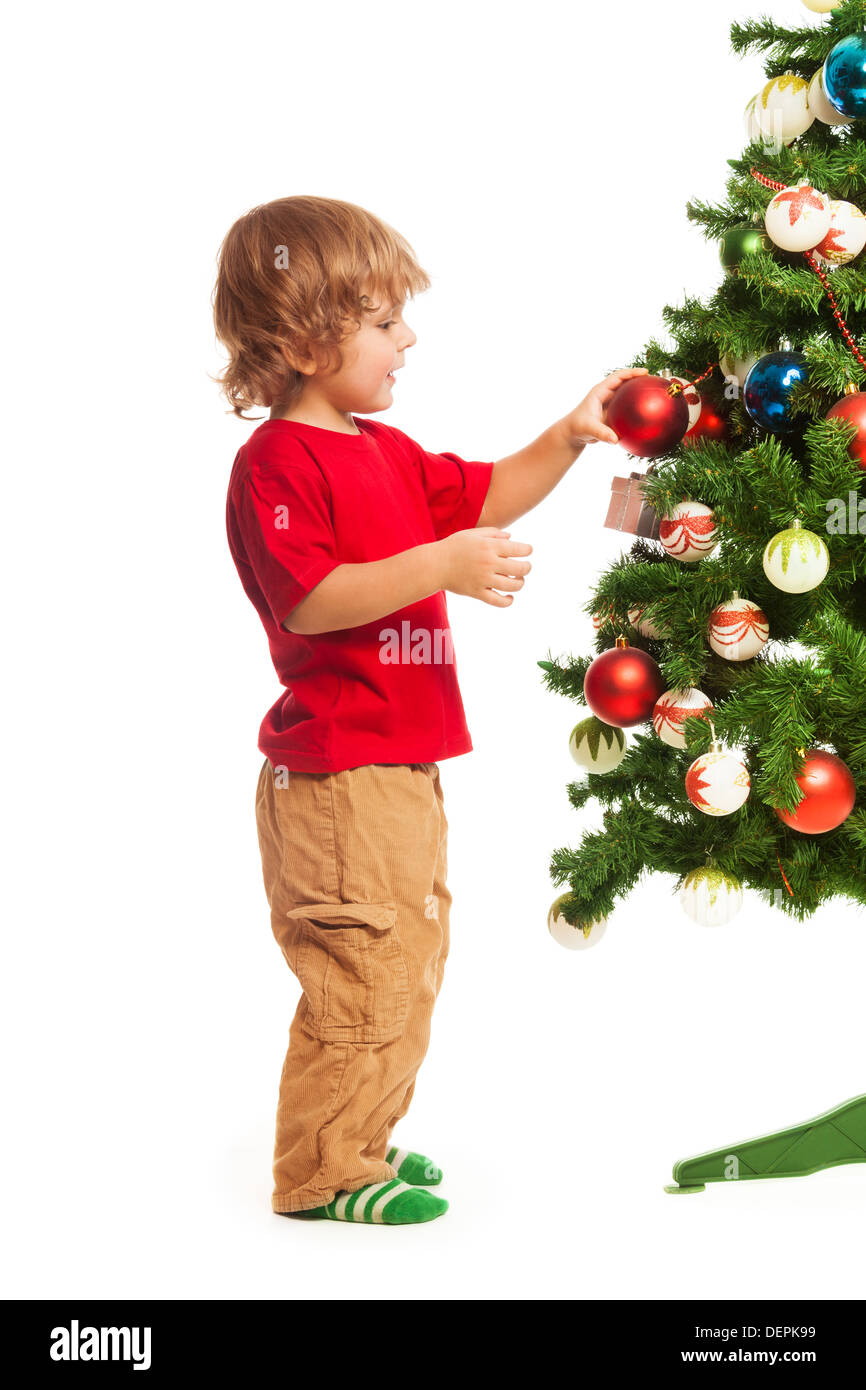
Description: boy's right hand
439,527,532,608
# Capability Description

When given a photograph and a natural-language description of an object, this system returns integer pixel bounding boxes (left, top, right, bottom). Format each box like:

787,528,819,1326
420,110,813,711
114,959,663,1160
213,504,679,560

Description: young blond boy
214,195,644,1225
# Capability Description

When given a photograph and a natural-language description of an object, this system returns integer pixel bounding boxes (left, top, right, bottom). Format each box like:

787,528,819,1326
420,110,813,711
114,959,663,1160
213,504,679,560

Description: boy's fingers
597,368,648,397
480,589,514,608
496,558,531,576
490,574,524,592
496,540,533,556
607,367,648,381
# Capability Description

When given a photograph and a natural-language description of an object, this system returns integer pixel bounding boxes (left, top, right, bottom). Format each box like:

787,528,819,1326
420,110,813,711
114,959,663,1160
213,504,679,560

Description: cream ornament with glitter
765,182,832,253
547,895,607,951
708,595,770,661
801,1,841,12
680,866,744,926
744,94,765,145
569,716,627,773
652,687,714,750
812,200,866,269
762,521,829,594
754,74,815,143
807,68,853,128
686,748,751,817
721,351,763,388
658,501,717,562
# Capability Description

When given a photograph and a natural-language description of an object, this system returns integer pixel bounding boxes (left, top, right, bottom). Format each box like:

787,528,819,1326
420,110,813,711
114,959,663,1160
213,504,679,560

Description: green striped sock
386,1145,443,1186
296,1179,448,1225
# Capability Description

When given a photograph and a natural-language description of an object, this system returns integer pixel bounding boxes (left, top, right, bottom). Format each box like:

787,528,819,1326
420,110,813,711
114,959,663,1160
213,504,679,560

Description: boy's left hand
562,368,650,448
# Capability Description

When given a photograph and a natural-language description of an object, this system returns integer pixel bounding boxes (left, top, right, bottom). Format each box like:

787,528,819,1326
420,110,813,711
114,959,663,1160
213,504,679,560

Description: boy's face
311,289,417,415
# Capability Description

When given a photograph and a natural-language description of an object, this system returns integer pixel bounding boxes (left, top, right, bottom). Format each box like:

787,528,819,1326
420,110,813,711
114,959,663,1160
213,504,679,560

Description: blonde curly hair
212,195,430,419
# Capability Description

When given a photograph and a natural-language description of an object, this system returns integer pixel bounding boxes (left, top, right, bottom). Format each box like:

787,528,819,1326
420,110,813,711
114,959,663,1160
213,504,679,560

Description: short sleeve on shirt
233,462,340,628
413,446,494,540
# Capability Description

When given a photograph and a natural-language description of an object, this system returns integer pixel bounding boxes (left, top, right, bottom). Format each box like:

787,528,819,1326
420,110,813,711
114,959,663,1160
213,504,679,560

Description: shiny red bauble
774,749,856,834
826,390,866,470
606,375,690,459
583,641,666,728
683,396,730,449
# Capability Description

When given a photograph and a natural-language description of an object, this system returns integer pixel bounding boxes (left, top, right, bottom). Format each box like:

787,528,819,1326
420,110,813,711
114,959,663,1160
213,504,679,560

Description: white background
3,0,865,1301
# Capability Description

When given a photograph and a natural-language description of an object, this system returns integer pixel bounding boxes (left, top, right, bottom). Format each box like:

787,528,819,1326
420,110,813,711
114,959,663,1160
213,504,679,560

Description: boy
214,195,645,1225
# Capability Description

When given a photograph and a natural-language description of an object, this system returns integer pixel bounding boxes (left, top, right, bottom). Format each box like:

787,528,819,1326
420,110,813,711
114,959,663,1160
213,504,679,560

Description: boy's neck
270,388,362,435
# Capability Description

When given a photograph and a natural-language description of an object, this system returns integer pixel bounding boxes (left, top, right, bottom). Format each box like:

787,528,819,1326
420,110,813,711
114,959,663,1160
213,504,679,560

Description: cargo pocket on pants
287,901,409,1045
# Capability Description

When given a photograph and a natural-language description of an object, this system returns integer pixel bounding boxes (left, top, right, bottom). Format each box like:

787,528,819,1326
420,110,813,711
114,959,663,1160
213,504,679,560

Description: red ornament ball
826,391,866,470
774,749,856,835
683,396,729,449
606,376,690,459
584,641,666,728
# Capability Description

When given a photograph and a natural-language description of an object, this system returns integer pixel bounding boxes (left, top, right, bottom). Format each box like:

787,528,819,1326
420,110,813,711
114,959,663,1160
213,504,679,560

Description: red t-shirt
226,416,494,772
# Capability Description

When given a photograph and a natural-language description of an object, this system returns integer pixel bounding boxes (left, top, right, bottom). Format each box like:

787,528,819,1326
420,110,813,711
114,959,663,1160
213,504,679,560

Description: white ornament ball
812,200,866,269
547,895,608,951
765,182,832,252
754,74,815,143
708,597,770,661
720,351,763,388
680,866,743,926
628,605,670,640
807,68,853,127
592,603,617,633
569,716,627,773
659,501,717,563
744,94,765,144
762,523,829,594
801,1,841,13
672,378,703,430
652,687,714,750
686,748,751,817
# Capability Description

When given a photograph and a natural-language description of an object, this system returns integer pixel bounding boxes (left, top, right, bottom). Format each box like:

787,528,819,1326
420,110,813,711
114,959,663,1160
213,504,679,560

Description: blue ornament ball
743,351,809,433
823,34,866,120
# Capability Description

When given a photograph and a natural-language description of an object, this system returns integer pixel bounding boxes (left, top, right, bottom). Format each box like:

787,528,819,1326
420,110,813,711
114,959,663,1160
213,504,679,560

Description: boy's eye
378,320,395,330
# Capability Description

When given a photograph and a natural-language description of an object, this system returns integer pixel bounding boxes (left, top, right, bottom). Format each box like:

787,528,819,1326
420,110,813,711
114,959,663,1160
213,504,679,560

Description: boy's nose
400,323,417,350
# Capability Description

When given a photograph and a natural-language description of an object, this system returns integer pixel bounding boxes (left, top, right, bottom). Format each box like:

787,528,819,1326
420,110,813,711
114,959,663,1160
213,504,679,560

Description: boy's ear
280,341,319,377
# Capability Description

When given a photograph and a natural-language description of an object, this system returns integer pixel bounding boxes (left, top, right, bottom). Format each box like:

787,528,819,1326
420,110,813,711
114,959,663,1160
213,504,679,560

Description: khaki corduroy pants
255,758,450,1213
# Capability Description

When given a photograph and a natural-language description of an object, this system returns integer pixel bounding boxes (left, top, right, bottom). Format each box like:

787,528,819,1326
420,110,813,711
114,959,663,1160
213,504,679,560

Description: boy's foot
293,1180,448,1225
386,1146,443,1185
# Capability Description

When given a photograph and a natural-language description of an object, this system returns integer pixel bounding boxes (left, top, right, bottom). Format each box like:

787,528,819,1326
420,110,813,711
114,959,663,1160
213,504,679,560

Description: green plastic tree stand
665,1094,866,1194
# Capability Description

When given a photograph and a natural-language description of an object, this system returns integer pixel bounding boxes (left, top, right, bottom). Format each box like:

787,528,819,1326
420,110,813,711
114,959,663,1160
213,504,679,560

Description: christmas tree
541,0,866,936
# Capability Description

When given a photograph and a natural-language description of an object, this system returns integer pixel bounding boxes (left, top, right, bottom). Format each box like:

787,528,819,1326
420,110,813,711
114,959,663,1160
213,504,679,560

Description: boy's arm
477,368,649,529
285,529,533,633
